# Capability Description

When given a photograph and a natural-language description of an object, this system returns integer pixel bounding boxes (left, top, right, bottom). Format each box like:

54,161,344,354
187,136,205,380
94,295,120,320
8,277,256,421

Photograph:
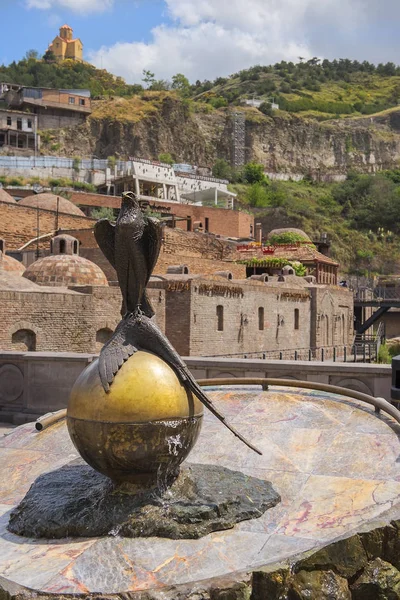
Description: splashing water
167,434,183,456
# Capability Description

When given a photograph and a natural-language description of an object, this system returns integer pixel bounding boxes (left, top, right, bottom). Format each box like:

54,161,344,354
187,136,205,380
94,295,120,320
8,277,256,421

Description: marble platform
1,386,400,596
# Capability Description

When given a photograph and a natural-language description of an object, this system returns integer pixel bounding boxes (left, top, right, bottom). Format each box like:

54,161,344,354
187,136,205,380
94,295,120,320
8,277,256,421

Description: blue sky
1,1,169,65
1,0,400,84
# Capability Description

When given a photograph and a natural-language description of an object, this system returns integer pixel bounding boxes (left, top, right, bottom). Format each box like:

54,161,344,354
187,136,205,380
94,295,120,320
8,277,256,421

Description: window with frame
6,117,11,126
294,308,300,330
17,119,22,131
79,98,85,106
217,305,224,331
69,97,75,105
258,307,264,331
27,119,32,129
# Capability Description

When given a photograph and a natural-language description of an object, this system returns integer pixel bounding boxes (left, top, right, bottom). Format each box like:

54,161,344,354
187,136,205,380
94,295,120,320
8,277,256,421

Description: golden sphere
67,351,203,485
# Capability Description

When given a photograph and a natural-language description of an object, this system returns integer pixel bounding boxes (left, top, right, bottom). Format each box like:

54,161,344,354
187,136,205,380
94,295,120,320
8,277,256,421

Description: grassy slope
198,71,400,119
231,179,400,276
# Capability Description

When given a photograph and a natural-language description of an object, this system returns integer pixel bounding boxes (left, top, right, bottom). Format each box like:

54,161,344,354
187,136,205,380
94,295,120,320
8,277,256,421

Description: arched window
12,329,36,351
96,328,113,351
326,316,330,346
73,240,78,254
342,314,345,344
258,307,264,331
59,239,66,254
216,305,224,331
294,308,299,330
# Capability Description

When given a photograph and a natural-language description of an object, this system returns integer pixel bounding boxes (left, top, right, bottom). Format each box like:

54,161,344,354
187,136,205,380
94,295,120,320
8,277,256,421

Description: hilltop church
48,25,83,62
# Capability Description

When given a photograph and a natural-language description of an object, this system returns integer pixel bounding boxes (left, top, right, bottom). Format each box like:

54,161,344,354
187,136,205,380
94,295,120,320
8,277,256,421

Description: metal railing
203,345,365,362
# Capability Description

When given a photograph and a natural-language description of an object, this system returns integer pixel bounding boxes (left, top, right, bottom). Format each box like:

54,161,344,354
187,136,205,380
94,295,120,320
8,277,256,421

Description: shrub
72,157,81,172
158,153,174,165
91,207,115,220
107,156,117,169
212,159,232,181
258,102,273,116
243,162,266,184
269,232,310,244
377,343,391,364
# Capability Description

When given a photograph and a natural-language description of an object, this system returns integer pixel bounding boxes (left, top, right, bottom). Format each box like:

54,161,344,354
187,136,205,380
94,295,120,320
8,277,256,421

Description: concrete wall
0,352,391,424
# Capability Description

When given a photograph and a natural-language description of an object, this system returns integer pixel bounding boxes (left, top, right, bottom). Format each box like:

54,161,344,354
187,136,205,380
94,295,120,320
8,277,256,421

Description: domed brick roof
0,189,17,204
23,254,108,287
267,228,311,242
19,193,85,216
0,253,25,275
0,270,42,291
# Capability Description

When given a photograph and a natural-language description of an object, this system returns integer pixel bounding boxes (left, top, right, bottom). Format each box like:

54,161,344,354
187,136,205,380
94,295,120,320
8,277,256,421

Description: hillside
193,59,400,118
0,57,142,97
4,56,400,276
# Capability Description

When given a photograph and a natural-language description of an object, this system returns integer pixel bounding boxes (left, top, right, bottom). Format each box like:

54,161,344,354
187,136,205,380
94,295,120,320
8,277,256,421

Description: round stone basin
1,385,400,596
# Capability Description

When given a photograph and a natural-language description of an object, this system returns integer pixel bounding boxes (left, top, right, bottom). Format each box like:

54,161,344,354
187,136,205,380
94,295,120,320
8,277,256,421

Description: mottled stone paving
1,386,400,594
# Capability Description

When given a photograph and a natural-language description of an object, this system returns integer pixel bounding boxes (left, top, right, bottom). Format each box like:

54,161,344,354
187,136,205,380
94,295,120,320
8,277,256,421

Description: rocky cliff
48,96,400,176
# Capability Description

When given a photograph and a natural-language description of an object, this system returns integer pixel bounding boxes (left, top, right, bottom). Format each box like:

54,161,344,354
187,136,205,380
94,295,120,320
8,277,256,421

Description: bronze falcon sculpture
94,191,261,455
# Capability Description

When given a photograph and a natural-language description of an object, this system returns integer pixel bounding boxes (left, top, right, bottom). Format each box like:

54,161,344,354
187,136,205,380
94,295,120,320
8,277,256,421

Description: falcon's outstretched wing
94,219,116,269
141,217,162,285
138,217,162,318
98,319,138,392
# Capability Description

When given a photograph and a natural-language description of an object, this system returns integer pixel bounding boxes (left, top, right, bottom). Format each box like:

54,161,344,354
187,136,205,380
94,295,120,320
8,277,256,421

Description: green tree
212,159,232,180
43,49,56,63
159,153,174,165
258,101,273,116
25,49,39,61
246,183,270,207
171,73,191,97
243,162,266,184
142,69,155,88
91,207,115,220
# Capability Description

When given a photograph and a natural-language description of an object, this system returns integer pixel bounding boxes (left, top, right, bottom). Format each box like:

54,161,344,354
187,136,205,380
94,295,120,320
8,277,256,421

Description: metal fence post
321,348,324,362
333,347,336,362
344,346,347,362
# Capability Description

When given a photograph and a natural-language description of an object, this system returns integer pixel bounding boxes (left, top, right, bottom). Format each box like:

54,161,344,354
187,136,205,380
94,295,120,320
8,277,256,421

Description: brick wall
0,285,165,353
66,226,247,280
188,279,312,356
68,192,254,238
0,201,94,250
309,287,354,348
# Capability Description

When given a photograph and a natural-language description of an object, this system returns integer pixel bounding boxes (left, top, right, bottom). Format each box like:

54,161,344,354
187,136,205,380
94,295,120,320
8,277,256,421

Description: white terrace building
99,157,236,209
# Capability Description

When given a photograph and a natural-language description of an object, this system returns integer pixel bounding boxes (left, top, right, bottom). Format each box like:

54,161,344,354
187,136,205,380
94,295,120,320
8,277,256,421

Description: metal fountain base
8,460,280,540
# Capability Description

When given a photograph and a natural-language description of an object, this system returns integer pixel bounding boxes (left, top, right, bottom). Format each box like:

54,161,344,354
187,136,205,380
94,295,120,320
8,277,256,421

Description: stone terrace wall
0,201,95,250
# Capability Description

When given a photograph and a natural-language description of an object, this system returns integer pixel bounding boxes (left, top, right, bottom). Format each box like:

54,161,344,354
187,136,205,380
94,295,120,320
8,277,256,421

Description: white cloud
25,0,113,13
87,0,400,83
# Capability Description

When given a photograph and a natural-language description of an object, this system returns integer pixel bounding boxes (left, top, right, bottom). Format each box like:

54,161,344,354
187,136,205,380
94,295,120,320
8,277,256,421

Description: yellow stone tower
48,25,83,62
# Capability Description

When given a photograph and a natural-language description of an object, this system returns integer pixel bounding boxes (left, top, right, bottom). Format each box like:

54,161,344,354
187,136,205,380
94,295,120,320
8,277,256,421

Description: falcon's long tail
176,366,262,455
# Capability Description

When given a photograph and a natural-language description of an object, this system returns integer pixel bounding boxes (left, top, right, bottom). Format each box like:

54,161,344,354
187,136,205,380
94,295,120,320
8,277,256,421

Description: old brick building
0,230,353,360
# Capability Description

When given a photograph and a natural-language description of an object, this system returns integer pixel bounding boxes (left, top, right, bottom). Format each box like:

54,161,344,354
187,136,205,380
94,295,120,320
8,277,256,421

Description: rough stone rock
209,580,251,600
288,569,351,600
294,535,368,578
8,460,280,540
351,557,400,600
251,566,290,600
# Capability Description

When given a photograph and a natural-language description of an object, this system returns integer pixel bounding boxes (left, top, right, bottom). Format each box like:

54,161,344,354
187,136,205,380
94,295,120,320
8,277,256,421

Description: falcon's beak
122,191,138,204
